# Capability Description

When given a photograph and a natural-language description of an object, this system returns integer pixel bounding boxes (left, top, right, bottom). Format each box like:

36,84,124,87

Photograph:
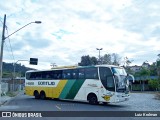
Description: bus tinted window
42,71,53,79
72,69,78,79
62,70,72,79
53,70,62,79
78,69,85,79
26,72,31,80
85,68,98,79
27,71,55,80
107,76,114,88
99,67,115,91
28,72,42,80
35,72,42,79
29,72,36,79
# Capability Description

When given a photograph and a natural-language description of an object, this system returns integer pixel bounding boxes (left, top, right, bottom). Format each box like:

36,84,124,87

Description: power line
4,42,14,61
5,26,15,63
0,19,3,25
1,15,15,63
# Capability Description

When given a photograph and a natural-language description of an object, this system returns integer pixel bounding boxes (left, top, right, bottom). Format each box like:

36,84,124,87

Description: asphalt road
0,92,159,120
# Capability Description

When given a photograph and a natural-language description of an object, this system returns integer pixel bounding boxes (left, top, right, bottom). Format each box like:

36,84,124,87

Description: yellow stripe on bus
25,80,68,98
52,80,67,98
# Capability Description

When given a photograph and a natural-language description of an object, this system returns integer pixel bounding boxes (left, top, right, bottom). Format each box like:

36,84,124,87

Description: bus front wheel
88,94,98,105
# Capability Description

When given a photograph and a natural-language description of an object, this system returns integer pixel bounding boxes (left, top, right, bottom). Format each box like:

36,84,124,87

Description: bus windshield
111,67,127,76
111,67,128,92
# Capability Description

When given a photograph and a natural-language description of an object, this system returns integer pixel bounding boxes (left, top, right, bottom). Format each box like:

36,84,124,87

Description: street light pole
0,14,41,104
96,48,103,64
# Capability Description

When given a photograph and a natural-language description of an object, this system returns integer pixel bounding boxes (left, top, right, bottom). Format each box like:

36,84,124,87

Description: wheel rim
90,96,97,104
34,92,39,99
40,93,45,99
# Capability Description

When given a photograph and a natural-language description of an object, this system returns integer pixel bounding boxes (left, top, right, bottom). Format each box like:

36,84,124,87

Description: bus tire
87,93,98,105
40,91,46,100
34,91,40,99
103,102,108,105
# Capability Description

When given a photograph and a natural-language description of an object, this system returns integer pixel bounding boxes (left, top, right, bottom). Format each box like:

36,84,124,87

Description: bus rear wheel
40,91,46,100
34,91,40,99
88,94,98,105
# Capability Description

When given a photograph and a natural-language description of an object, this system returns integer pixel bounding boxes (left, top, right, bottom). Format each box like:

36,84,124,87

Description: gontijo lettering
38,81,55,85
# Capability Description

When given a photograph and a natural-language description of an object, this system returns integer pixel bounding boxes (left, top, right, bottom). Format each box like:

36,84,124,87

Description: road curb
0,91,24,106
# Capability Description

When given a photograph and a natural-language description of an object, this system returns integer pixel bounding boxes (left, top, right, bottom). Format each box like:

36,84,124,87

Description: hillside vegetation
2,62,34,78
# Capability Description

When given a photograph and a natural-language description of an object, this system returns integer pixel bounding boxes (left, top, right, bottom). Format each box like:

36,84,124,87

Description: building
142,62,150,68
2,77,25,92
129,76,159,91
129,65,141,73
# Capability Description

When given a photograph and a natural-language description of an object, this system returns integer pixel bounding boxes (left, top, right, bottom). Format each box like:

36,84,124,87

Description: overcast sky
0,0,160,70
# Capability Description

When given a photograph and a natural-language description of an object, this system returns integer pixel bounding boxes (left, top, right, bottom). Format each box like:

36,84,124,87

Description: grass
6,91,18,97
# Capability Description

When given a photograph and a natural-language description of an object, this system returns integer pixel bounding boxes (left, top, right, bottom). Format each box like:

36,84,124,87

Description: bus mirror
128,74,135,83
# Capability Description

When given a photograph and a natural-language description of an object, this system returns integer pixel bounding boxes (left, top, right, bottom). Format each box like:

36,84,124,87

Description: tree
156,54,160,77
148,79,159,91
78,55,98,66
111,53,121,66
140,67,150,77
101,54,112,65
149,62,157,76
78,53,122,66
90,57,98,65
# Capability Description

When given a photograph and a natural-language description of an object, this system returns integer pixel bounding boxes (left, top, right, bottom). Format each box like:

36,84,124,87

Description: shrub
148,79,159,91
6,91,17,97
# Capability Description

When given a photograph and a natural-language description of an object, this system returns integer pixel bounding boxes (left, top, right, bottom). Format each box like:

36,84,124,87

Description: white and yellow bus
25,65,134,104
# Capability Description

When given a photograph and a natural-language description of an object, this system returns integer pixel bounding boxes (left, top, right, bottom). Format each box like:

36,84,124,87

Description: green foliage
134,67,150,77
6,91,18,97
78,55,98,66
157,60,160,67
149,63,157,76
78,53,121,66
3,71,13,78
101,54,112,64
140,67,150,76
90,57,98,65
148,79,160,90
2,62,34,78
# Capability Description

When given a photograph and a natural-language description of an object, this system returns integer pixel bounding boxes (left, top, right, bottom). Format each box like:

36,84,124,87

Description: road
0,92,159,120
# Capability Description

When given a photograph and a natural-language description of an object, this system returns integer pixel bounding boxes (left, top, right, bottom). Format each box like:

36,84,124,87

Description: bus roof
26,65,123,73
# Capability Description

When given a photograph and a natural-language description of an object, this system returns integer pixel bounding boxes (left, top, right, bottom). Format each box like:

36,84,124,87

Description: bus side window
35,72,42,80
85,68,98,79
42,71,51,80
78,69,85,79
62,70,72,79
72,69,78,79
54,70,62,79
26,72,31,80
30,72,36,80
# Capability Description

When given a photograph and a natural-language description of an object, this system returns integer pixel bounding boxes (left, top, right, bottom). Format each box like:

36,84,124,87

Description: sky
0,0,160,70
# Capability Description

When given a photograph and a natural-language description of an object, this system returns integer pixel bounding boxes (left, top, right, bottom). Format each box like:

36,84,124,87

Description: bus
25,65,134,104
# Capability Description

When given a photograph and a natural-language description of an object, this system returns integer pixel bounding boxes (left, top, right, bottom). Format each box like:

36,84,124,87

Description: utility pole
0,14,6,104
0,14,41,104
